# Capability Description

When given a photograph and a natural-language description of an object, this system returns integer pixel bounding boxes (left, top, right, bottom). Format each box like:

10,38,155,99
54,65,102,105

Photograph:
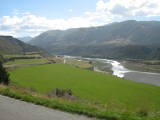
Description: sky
0,0,160,37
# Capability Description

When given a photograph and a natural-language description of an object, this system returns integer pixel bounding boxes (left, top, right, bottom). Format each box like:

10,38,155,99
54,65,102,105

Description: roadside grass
4,58,49,65
1,85,158,120
9,64,160,112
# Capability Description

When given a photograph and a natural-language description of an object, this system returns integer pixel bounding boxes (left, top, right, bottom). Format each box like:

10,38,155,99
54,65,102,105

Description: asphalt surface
0,95,98,120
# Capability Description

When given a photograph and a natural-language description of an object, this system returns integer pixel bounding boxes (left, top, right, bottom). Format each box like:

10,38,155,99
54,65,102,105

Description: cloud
0,30,16,37
68,9,73,12
85,0,160,23
0,11,103,37
0,0,160,37
95,0,160,17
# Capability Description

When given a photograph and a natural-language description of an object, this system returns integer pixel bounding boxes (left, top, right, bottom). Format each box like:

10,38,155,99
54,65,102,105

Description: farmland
1,53,160,119
9,63,160,112
4,58,49,65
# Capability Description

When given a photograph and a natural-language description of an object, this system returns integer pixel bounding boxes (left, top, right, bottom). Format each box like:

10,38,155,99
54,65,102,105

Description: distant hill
0,36,42,54
30,20,160,59
18,36,32,43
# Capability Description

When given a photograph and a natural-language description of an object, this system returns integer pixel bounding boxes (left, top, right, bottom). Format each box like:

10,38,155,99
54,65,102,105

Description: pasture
9,64,160,111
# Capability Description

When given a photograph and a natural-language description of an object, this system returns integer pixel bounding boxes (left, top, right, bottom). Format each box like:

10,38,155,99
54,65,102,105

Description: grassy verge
1,85,158,120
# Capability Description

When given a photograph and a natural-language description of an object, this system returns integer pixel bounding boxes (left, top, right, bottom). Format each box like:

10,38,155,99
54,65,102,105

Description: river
64,55,160,86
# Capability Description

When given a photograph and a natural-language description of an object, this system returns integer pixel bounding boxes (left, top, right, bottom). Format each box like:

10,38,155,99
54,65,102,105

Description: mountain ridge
0,36,42,54
30,20,160,59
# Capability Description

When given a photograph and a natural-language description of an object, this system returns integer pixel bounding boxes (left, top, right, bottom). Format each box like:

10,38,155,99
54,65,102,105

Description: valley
64,55,160,86
1,0,160,119
0,20,160,120
0,53,159,120
30,20,160,60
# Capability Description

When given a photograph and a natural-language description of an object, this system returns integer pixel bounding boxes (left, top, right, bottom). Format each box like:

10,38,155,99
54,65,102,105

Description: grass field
48,57,93,69
4,58,49,65
0,86,150,120
3,53,42,59
65,58,93,69
9,64,160,112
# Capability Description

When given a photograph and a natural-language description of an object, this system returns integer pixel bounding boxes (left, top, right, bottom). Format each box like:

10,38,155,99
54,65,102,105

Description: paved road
0,95,98,120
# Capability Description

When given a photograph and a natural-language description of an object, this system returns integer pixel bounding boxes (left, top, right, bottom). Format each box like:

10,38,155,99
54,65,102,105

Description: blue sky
1,0,98,18
0,0,160,37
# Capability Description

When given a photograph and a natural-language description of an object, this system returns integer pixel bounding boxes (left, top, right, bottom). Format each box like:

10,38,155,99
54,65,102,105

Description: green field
3,53,42,59
4,58,48,65
3,54,25,59
65,58,93,69
9,64,160,112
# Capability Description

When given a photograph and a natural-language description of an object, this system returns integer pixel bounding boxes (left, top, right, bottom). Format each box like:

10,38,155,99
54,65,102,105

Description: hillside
30,20,160,59
0,36,41,54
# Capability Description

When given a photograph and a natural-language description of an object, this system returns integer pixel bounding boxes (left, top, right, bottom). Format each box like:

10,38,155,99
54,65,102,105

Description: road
0,95,98,120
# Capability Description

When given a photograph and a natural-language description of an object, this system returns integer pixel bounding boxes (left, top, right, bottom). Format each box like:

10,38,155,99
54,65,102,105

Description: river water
64,55,160,86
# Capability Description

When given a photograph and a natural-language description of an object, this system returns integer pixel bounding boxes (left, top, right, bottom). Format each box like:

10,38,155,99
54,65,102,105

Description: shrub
0,54,4,63
0,62,10,85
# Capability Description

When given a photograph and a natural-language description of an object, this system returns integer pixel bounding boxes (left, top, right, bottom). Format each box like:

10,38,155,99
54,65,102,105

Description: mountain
18,36,32,43
0,36,42,54
30,20,160,59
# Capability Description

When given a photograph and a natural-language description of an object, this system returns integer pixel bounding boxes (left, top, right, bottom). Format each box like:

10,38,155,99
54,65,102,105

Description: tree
0,62,10,85
0,54,4,63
